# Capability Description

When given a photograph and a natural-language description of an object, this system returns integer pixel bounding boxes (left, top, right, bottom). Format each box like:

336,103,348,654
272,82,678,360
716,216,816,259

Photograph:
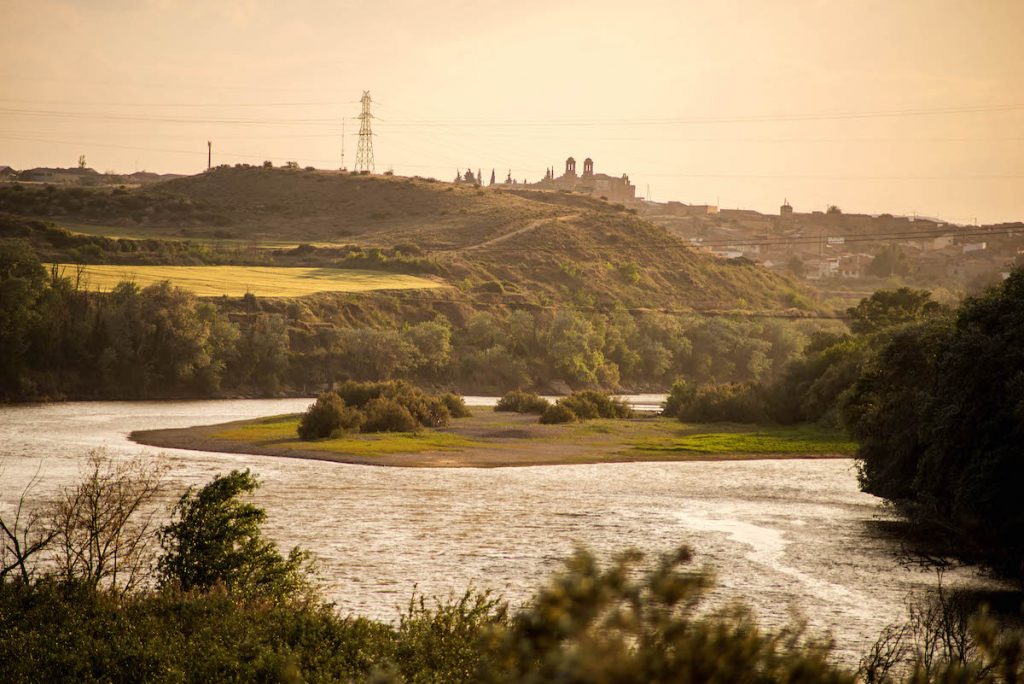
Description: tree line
0,240,828,401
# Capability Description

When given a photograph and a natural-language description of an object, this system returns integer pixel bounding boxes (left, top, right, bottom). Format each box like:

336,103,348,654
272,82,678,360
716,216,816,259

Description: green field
630,424,857,455
213,414,481,457
58,264,444,297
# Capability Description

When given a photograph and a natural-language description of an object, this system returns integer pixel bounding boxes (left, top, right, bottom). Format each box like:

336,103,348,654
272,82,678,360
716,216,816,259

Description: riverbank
131,412,856,468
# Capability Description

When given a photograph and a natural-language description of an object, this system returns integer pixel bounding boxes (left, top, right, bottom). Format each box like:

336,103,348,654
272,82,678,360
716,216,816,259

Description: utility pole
340,119,346,170
354,91,375,173
207,141,212,171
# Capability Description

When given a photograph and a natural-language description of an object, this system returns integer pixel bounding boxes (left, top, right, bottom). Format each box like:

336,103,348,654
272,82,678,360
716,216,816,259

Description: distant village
638,199,1024,296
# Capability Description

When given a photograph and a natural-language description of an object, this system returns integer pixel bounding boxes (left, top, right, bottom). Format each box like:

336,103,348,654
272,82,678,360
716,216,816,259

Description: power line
0,97,354,108
4,133,1020,183
4,101,1023,128
0,108,342,126
371,103,1024,127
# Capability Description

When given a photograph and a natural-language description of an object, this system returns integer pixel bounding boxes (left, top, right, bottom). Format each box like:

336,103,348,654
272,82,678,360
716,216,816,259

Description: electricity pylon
354,91,374,173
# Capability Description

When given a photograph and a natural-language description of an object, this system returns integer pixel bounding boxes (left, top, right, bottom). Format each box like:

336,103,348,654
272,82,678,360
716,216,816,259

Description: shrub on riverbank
539,390,633,424
442,392,472,418
298,381,465,439
298,392,364,439
495,390,550,414
668,382,769,423
362,397,419,433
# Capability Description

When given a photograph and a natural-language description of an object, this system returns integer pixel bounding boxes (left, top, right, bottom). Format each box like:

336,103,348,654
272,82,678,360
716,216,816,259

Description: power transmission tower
354,90,374,173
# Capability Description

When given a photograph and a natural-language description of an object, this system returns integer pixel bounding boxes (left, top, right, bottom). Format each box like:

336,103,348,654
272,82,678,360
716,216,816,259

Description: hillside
0,167,814,314
155,167,563,246
156,167,813,312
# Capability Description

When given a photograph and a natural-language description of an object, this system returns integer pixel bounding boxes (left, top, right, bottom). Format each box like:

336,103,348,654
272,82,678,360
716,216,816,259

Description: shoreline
131,414,854,469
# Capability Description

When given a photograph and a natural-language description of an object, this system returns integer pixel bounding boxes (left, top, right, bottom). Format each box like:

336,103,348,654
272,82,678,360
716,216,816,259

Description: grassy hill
154,167,814,312
155,167,562,246
0,166,814,313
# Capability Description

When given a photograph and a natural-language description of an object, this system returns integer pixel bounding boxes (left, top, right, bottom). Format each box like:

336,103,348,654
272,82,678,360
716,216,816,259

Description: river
0,398,1002,666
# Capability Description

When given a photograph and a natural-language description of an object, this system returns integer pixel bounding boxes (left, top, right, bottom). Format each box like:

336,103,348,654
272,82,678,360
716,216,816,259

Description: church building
532,157,637,204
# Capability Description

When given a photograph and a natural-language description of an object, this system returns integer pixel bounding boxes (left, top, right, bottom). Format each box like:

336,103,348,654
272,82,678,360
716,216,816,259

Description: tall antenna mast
354,90,374,173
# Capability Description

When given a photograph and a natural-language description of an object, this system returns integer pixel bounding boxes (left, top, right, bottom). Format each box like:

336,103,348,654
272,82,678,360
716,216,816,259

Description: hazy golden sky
2,0,1023,223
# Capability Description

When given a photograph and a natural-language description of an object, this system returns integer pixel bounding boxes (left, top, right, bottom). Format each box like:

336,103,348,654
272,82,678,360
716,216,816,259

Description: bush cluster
297,392,364,439
441,392,472,418
494,390,550,414
297,381,470,439
663,380,769,423
539,390,633,424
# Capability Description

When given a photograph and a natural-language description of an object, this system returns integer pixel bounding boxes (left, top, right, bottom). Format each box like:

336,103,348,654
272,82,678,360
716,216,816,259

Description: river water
0,398,1002,665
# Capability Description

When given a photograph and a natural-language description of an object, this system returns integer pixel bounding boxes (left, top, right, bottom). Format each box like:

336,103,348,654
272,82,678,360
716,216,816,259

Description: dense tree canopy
843,269,1024,576
1,248,835,400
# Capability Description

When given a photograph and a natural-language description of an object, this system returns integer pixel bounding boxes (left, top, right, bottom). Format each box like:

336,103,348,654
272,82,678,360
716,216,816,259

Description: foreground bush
158,470,312,600
494,390,550,414
1,545,856,683
539,390,632,424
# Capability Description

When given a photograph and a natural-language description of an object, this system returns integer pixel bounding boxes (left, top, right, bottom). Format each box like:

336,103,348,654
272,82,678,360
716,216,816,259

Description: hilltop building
530,157,637,203
20,166,102,185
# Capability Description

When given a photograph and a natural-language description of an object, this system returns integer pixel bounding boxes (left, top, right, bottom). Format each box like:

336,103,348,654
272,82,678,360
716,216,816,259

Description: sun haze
1,0,1022,223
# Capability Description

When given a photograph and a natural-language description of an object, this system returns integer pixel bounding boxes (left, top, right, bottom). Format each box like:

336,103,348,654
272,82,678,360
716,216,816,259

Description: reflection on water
0,399,1002,665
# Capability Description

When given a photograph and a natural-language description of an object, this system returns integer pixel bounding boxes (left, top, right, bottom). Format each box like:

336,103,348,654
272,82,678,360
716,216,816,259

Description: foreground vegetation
4,455,1023,683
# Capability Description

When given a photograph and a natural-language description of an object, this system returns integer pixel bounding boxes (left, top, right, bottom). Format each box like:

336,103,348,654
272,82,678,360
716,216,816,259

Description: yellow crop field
57,264,445,297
